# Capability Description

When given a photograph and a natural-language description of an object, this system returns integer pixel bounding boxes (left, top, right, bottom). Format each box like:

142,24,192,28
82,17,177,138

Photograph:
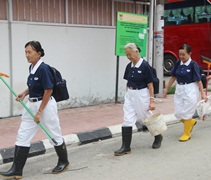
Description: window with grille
12,0,66,23
0,0,7,20
8,0,149,26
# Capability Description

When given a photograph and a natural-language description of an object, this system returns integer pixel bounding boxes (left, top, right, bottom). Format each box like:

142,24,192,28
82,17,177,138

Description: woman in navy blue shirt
164,44,207,142
114,43,163,156
0,41,69,179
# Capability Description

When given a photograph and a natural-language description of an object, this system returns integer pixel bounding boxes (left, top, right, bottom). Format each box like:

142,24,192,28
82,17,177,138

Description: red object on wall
207,0,211,4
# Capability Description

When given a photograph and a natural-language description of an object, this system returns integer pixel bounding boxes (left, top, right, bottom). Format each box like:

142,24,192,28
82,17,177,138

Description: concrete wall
0,22,129,118
0,22,11,117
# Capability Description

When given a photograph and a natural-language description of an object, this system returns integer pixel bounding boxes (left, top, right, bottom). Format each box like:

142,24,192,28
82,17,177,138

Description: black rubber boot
52,141,69,174
152,134,163,149
0,145,30,179
142,125,148,132
114,126,132,156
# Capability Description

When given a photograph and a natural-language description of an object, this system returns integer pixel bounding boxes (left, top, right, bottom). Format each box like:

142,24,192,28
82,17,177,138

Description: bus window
163,0,211,75
164,7,194,25
195,5,211,23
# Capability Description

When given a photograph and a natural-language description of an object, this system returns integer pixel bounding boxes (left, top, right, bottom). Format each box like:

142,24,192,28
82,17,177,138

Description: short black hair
179,44,191,54
25,41,45,57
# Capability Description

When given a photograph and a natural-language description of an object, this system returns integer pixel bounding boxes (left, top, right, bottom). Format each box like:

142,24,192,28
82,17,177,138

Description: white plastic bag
196,95,211,120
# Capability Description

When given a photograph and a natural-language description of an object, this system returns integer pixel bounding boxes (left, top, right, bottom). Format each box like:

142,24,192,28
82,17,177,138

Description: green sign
115,12,148,56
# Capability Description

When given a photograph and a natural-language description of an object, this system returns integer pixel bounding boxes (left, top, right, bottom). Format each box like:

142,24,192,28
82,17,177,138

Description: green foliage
167,85,176,94
166,85,211,94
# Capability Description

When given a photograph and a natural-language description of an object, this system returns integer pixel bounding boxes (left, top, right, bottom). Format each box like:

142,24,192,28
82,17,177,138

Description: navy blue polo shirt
124,60,154,89
171,60,201,83
27,62,54,98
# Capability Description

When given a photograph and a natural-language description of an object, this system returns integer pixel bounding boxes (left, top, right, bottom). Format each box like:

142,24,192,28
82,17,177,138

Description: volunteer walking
0,41,69,179
114,43,163,156
164,44,207,142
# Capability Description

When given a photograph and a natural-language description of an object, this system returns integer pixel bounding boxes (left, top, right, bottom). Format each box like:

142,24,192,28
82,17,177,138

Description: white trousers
123,88,150,127
16,97,63,147
174,82,199,120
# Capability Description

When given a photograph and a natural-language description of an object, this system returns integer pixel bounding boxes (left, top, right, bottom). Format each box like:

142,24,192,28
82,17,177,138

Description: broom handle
0,76,58,145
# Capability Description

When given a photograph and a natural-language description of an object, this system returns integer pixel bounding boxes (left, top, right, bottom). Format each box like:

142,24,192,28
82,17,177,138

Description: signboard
115,12,148,56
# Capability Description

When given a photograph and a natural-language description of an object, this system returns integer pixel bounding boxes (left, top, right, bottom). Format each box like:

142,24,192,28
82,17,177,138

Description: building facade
0,0,150,117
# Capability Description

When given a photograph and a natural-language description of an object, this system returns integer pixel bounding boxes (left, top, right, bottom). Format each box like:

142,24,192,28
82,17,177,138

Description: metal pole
115,56,120,103
154,1,164,97
147,0,154,66
7,0,13,116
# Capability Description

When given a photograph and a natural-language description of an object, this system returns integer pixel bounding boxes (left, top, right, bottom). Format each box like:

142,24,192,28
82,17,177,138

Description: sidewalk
0,94,178,164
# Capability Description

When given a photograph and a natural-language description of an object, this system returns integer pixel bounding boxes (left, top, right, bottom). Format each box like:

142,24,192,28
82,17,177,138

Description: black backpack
140,60,160,94
48,65,69,102
151,67,160,94
199,66,206,89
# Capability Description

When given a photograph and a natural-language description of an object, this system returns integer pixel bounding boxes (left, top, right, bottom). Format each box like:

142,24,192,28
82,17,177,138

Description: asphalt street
0,118,211,180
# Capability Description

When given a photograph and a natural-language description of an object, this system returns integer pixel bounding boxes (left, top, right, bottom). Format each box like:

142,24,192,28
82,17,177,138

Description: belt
178,81,194,85
29,97,43,102
128,87,141,90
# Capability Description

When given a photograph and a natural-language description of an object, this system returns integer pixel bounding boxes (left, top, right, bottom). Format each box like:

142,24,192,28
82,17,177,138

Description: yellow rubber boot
179,118,197,142
190,118,197,133
179,120,192,142
180,119,184,123
180,119,196,126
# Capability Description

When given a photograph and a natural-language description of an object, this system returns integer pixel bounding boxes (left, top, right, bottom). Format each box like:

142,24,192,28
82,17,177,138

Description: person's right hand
163,88,168,98
16,93,26,101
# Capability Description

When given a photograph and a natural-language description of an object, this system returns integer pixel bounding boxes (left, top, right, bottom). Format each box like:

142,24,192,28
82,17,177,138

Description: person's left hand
34,113,41,124
206,75,211,81
202,94,208,102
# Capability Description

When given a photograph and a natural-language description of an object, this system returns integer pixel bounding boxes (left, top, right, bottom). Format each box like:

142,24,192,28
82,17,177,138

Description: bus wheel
164,54,176,76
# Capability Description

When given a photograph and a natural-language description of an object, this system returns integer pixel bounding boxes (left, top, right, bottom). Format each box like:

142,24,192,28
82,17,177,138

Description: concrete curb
0,113,178,165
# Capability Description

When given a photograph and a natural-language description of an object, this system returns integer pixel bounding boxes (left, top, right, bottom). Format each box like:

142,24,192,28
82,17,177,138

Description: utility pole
154,0,164,97
7,0,14,115
148,0,154,66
